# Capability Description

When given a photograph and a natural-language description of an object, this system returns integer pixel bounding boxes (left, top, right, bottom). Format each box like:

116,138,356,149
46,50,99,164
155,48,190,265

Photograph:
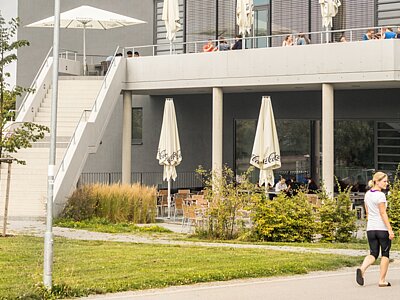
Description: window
132,108,143,144
234,119,310,183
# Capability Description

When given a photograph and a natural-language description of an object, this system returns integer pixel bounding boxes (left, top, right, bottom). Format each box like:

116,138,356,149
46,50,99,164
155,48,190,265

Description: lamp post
44,0,60,289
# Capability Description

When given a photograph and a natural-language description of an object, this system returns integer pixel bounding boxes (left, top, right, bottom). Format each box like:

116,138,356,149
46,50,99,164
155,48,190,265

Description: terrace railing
124,25,400,57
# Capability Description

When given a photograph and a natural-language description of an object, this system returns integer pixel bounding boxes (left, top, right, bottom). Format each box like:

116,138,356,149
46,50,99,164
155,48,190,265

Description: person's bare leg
360,254,376,275
379,257,390,285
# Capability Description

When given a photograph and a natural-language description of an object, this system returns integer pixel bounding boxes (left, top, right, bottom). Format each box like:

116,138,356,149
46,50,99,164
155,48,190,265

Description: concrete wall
125,40,400,93
17,0,154,100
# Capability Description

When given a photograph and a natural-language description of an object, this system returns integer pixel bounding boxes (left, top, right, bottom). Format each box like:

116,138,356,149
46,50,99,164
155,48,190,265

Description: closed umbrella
319,0,341,43
162,0,181,54
27,5,146,75
250,96,281,190
157,98,182,218
236,0,254,49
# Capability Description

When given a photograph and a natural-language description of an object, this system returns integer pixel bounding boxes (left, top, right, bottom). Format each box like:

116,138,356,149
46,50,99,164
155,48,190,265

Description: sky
0,0,18,87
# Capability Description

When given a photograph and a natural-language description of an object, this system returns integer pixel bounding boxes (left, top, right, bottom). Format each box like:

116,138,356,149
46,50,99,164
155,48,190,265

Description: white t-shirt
275,182,287,193
365,189,388,231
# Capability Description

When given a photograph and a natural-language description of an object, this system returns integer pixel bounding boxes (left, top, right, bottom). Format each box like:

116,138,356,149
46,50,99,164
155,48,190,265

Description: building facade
17,0,400,192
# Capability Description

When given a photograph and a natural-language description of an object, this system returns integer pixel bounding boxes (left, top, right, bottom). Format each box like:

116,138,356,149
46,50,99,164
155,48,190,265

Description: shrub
61,183,157,223
251,190,316,242
388,167,400,232
318,186,357,242
196,166,257,240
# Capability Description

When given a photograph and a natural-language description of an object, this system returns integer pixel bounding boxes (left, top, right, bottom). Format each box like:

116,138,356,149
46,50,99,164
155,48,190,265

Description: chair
173,194,185,220
100,60,110,75
306,194,321,210
157,190,169,217
178,189,191,195
86,64,100,76
182,203,204,232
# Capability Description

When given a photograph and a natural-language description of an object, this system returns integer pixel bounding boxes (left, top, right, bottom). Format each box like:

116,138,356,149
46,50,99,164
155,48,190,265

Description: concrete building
6,0,400,218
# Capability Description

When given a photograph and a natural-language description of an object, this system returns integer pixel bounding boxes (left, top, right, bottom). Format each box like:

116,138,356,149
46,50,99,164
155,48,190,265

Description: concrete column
122,91,132,184
212,88,223,177
322,83,334,196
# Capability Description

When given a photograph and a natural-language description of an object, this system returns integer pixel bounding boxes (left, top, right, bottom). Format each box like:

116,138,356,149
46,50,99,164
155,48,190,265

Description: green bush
196,166,256,240
318,186,357,243
61,183,157,224
388,167,400,233
251,190,316,242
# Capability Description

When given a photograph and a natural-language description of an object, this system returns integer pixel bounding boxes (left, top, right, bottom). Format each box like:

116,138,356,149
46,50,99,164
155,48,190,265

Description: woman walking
356,172,395,287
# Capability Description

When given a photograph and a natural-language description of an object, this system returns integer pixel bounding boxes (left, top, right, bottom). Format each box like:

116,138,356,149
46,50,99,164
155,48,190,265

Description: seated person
362,29,374,40
296,33,310,45
218,37,230,51
203,40,217,52
282,35,294,46
382,27,396,39
127,50,133,57
275,176,288,193
231,35,243,50
134,51,140,57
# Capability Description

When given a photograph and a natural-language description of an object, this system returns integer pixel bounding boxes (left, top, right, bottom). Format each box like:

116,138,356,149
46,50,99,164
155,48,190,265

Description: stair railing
16,46,53,117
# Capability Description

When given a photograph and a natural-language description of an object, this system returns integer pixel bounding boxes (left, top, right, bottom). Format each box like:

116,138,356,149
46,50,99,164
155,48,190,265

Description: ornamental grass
61,183,157,224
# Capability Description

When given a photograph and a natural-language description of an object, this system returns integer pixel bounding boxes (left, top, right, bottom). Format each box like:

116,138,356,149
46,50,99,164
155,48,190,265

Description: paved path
79,265,400,300
6,219,400,259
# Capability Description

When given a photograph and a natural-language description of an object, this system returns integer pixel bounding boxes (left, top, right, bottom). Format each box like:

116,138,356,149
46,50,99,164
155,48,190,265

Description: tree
1,14,49,236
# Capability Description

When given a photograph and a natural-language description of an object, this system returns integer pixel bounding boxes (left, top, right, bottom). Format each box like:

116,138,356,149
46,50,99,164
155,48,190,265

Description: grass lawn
0,236,362,300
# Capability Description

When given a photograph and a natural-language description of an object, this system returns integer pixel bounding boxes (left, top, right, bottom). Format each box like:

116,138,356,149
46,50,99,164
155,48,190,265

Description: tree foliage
0,14,49,163
388,165,400,233
318,184,357,242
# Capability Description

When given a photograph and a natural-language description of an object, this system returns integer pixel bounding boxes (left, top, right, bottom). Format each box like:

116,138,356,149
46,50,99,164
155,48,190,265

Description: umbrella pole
167,179,171,219
83,24,87,75
242,33,245,49
170,41,172,55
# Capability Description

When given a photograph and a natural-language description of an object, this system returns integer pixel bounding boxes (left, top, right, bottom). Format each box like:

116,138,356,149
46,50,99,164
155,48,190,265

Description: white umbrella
236,0,254,49
27,5,146,75
250,96,281,189
319,0,341,42
162,0,181,54
157,98,182,218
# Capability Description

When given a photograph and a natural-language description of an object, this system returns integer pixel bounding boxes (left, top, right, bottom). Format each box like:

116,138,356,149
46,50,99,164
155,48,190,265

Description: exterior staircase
0,77,103,219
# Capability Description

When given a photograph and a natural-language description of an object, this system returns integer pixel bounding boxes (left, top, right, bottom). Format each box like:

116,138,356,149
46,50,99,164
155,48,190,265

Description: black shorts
367,230,391,258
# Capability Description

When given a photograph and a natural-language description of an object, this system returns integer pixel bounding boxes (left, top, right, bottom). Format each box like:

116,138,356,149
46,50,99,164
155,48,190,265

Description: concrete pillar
122,90,132,184
311,120,321,186
212,87,223,177
322,83,334,196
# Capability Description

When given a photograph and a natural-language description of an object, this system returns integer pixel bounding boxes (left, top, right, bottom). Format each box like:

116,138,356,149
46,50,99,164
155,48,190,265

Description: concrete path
6,219,400,259
79,265,400,300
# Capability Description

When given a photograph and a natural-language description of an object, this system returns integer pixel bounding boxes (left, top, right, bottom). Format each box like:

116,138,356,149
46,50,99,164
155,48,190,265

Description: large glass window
132,108,143,144
254,5,270,48
234,119,310,183
334,120,374,192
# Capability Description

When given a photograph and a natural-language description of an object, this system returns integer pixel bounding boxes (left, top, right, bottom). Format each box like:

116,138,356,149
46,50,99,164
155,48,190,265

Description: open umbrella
27,5,146,75
319,0,341,42
162,0,181,54
157,98,182,218
250,96,281,189
236,0,254,49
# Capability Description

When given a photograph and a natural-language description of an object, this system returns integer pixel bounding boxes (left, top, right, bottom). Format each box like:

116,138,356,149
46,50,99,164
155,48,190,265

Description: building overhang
123,39,400,95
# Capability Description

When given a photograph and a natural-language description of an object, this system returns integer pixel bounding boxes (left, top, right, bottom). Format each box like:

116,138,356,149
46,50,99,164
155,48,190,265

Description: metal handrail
124,24,400,56
54,45,121,180
55,109,91,178
17,46,53,116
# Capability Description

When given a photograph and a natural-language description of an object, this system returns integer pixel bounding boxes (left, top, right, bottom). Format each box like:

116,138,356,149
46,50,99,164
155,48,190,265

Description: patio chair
178,189,191,194
173,194,185,220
